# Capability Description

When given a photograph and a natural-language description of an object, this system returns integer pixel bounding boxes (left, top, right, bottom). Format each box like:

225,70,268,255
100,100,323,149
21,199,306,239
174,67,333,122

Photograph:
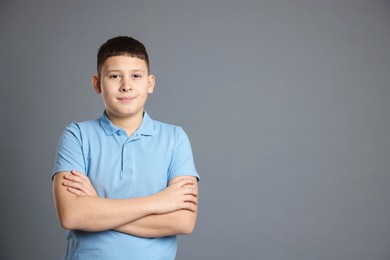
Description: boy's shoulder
148,115,185,135
66,118,100,128
151,117,177,129
140,112,192,141
62,117,101,135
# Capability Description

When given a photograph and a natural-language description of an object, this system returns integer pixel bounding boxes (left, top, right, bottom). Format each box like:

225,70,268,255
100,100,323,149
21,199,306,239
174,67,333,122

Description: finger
184,195,198,205
182,186,198,197
67,187,87,196
63,180,85,190
181,201,197,212
70,170,89,181
66,173,90,185
177,177,196,188
63,179,92,193
64,176,87,188
71,170,84,176
171,177,195,186
64,174,79,182
67,172,97,197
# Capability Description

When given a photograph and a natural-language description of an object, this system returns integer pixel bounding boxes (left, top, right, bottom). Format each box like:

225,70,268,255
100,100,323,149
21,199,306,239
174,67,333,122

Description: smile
117,97,135,103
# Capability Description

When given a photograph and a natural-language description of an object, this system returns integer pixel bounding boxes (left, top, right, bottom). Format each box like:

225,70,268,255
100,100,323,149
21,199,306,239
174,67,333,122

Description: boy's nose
120,79,132,92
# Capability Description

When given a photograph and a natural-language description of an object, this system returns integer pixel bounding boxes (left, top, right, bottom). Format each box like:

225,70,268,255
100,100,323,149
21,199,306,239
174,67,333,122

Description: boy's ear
147,74,156,94
92,74,101,94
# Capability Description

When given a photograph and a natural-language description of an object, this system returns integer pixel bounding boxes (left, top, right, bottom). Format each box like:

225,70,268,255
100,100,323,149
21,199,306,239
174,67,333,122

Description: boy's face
93,55,155,123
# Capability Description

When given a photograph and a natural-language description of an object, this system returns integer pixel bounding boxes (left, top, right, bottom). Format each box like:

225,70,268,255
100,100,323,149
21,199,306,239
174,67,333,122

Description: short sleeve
168,127,199,181
52,123,86,179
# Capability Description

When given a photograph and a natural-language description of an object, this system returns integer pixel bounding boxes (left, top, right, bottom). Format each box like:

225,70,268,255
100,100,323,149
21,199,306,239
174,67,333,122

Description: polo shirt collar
99,111,155,136
137,111,155,136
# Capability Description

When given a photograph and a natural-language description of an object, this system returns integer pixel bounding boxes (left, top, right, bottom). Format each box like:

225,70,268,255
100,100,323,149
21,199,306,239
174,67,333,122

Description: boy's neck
106,110,144,137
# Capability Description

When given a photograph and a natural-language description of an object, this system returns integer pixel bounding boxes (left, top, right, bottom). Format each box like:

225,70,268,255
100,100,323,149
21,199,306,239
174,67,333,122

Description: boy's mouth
117,97,135,102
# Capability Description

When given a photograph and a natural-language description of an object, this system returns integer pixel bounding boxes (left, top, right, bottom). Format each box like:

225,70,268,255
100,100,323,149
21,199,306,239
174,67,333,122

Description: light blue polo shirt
52,111,198,260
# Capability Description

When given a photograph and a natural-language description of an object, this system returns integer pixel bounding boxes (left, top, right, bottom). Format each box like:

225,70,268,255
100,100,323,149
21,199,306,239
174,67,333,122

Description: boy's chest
83,135,174,199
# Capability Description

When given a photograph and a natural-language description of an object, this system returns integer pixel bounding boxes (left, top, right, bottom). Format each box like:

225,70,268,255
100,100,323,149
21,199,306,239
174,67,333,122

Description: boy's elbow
178,224,195,235
57,203,99,232
58,212,78,230
60,219,73,230
176,215,197,235
57,204,85,230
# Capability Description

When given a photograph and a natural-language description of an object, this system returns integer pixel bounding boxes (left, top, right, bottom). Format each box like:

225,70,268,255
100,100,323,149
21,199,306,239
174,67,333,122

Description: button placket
122,141,131,174
121,134,141,174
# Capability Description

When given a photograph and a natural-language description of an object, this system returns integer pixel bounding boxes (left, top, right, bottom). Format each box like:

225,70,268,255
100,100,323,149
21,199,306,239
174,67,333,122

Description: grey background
1,0,390,259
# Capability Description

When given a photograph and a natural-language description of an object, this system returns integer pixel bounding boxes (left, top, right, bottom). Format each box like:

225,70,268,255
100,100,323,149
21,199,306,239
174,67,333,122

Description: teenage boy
52,36,199,260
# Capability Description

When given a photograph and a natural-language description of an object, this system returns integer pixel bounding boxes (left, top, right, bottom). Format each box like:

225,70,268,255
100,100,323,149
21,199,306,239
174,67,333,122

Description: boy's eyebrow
105,69,146,73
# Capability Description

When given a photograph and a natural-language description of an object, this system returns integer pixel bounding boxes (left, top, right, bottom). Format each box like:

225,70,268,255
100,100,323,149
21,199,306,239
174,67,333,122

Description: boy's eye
132,74,142,79
109,74,121,79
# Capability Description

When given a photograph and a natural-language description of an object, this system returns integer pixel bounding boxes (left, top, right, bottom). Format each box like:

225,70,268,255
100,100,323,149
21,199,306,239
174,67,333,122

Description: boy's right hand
62,170,98,197
151,177,198,214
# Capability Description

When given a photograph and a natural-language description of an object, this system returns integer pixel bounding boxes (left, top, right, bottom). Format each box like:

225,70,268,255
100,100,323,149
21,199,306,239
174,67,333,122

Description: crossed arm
53,171,198,237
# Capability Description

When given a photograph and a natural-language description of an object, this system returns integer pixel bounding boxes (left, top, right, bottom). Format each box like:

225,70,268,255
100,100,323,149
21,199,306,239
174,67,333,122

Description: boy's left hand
62,170,98,197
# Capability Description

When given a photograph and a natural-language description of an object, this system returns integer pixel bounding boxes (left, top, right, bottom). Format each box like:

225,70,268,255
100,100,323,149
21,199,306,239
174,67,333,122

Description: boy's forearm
115,209,197,238
60,195,154,231
53,172,155,231
53,172,198,232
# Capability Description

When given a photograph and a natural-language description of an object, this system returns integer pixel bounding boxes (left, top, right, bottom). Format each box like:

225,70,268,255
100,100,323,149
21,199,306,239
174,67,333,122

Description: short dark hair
97,36,149,74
